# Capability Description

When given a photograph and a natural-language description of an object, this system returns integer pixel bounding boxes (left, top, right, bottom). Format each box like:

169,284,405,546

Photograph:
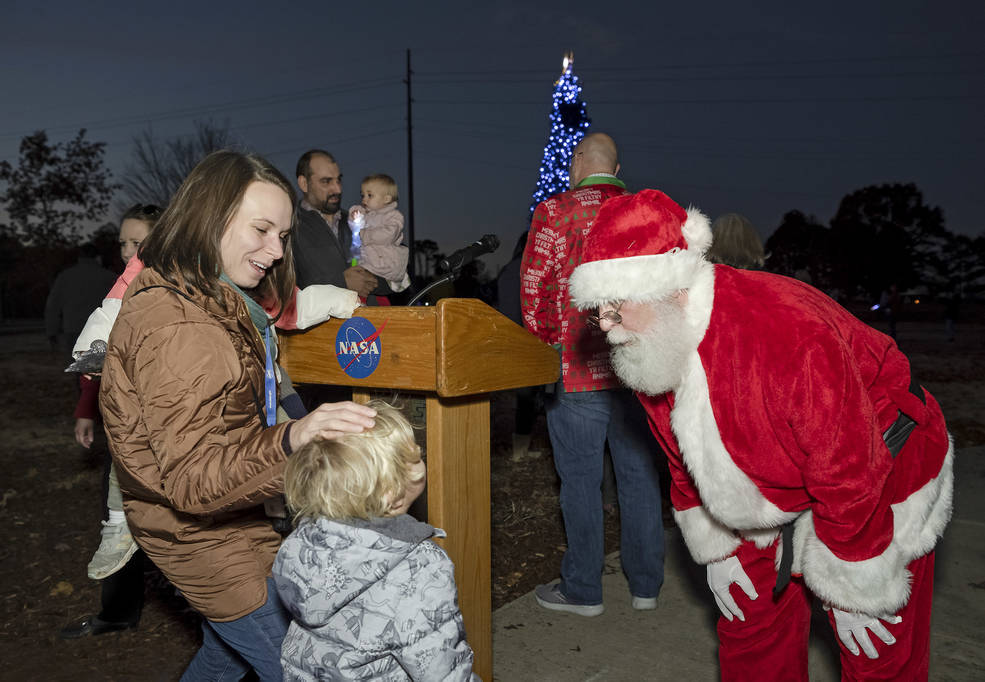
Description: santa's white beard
607,300,700,396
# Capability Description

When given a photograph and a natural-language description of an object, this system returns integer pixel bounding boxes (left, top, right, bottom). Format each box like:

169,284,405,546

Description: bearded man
568,189,952,681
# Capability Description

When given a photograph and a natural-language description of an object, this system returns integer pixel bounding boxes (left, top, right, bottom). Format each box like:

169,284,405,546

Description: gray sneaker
534,582,604,617
631,596,658,610
87,521,139,580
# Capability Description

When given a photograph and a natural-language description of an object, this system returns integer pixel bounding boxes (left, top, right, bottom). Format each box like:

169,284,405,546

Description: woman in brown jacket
99,151,376,681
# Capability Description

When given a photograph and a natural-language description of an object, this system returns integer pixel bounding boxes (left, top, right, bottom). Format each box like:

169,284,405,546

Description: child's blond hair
285,400,423,521
362,173,398,202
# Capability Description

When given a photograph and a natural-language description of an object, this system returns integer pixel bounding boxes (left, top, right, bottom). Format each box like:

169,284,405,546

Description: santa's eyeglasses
586,302,623,328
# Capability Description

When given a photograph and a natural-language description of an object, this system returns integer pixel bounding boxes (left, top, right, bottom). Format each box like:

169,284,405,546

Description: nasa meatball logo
335,317,386,379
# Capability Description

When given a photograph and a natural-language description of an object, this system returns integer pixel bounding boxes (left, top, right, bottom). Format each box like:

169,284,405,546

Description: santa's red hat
569,189,712,308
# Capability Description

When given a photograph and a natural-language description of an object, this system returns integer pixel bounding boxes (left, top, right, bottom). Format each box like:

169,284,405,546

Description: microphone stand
408,234,500,306
407,268,460,306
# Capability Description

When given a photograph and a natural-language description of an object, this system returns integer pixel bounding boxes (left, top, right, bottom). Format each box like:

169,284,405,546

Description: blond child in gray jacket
274,401,478,681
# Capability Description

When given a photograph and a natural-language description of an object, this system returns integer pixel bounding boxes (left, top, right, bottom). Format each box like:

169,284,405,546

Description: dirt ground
1,309,982,681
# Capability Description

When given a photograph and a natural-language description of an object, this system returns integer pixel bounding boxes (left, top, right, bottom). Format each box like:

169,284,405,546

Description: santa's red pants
717,540,934,681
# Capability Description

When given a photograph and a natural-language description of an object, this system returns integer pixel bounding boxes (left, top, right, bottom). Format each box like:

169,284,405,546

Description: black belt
772,377,925,598
883,376,925,458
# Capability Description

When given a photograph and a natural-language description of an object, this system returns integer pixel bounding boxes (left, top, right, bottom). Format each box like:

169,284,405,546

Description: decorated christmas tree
528,52,592,215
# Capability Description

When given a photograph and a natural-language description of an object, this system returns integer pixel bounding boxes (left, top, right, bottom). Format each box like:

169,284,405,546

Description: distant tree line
2,127,983,319
766,183,984,302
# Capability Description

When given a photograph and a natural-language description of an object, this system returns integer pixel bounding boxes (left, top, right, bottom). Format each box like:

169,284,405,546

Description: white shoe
87,521,138,580
632,596,658,610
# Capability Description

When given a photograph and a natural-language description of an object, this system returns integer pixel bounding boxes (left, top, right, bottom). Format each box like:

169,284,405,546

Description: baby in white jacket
347,174,411,293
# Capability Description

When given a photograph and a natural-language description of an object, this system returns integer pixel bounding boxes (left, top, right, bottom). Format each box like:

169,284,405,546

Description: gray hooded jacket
274,514,479,681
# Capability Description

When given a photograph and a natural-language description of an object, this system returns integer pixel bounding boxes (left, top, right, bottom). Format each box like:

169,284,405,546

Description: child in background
77,204,160,581
60,204,162,641
274,401,478,681
347,174,411,295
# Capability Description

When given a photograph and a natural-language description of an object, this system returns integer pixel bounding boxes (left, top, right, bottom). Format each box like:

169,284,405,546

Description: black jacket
292,206,391,302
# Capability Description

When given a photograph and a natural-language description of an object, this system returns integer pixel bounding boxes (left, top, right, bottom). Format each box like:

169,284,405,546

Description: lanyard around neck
264,325,276,427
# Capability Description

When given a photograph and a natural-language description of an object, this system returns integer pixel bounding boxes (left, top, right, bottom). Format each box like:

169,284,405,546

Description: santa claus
568,189,952,681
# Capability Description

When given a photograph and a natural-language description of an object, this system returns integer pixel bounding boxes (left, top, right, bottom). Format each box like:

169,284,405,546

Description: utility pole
405,48,415,279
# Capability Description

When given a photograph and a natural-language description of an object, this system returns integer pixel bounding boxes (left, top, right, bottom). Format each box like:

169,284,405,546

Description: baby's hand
348,206,365,228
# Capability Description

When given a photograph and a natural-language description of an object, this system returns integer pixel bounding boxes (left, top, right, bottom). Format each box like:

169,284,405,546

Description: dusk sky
2,1,982,274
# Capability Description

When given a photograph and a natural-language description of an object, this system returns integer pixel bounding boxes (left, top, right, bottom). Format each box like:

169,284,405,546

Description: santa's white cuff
795,440,953,614
673,505,742,564
295,285,360,329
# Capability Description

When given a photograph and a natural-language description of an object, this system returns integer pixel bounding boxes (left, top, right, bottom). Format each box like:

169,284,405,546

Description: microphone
439,234,500,272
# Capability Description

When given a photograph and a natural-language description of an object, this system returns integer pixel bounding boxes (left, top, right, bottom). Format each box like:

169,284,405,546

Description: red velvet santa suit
569,190,953,681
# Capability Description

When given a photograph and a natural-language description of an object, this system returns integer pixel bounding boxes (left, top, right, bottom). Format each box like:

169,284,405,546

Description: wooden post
425,394,491,679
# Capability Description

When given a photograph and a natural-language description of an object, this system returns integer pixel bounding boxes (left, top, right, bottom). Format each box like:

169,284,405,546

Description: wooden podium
279,298,559,680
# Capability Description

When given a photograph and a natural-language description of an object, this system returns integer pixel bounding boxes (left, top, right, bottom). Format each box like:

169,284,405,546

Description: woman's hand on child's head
290,401,377,451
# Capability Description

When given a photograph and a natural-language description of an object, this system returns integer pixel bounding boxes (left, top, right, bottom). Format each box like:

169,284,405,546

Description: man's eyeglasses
587,302,623,328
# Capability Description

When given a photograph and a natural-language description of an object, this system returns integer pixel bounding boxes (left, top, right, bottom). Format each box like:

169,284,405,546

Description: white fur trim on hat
681,207,713,255
569,208,712,309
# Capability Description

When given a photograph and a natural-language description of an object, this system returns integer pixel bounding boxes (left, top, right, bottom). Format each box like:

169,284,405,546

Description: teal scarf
220,273,278,427
219,273,269,332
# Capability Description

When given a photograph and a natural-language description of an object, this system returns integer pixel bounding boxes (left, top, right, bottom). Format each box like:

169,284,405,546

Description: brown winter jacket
100,267,292,621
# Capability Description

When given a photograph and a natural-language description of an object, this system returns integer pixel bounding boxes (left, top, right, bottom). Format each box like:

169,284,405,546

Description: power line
612,128,985,146
260,127,405,160
2,49,406,122
415,50,985,77
417,92,981,106
415,117,540,133
90,104,401,150
0,78,402,140
592,93,983,104
415,150,530,172
625,140,972,161
414,125,539,144
411,127,975,162
415,67,984,86
229,104,399,135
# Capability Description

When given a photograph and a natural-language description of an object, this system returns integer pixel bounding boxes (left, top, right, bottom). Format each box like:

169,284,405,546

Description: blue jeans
546,385,665,604
181,577,290,682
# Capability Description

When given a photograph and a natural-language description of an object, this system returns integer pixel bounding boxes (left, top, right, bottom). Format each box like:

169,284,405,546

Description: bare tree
119,120,233,208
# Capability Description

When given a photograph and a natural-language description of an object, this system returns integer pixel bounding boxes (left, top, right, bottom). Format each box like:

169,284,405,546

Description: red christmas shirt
521,177,630,392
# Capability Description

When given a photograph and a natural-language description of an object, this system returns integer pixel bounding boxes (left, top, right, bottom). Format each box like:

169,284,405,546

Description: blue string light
528,54,591,216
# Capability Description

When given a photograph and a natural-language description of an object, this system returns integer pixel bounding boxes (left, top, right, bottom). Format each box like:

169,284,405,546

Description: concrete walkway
491,447,985,681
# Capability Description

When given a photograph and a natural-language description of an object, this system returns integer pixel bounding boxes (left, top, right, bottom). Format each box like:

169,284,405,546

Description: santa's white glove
828,606,902,659
706,555,758,622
